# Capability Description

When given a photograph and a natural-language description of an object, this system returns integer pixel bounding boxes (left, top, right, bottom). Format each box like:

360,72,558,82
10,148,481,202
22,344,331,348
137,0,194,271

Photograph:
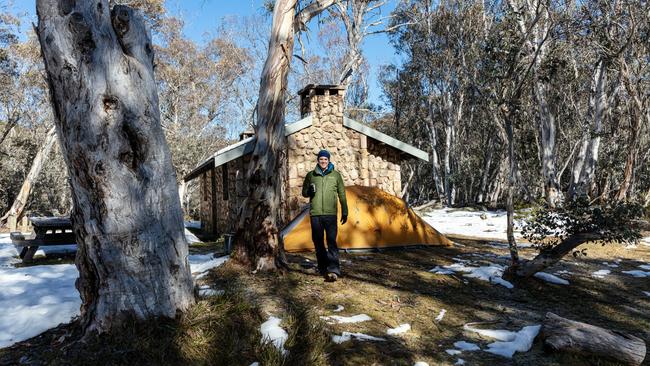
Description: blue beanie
317,149,331,160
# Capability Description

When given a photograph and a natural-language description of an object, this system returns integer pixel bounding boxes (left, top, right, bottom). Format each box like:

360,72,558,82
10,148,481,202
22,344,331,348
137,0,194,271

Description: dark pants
310,215,340,276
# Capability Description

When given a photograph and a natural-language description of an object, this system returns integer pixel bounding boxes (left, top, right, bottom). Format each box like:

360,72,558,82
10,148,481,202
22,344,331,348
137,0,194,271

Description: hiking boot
325,272,338,282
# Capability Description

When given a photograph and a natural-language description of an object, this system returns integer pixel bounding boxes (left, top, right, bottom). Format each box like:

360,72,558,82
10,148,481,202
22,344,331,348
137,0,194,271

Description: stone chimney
298,84,346,123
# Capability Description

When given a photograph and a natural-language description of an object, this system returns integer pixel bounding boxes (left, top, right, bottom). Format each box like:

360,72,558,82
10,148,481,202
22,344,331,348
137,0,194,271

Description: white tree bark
0,126,57,227
426,97,446,203
570,59,607,199
535,82,562,207
234,0,335,271
36,0,194,332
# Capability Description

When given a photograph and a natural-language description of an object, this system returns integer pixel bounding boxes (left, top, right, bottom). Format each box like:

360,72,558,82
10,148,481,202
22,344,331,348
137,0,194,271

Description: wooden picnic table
10,217,76,263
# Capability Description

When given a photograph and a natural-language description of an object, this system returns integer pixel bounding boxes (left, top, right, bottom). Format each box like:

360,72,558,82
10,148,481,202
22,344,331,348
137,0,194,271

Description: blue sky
8,0,401,107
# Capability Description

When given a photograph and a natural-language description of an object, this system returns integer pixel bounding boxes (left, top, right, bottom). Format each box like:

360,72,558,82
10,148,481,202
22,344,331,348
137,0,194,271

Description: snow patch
622,270,650,278
464,323,541,358
0,264,80,348
638,264,650,271
429,261,513,289
184,228,201,243
260,316,288,355
333,305,344,312
435,309,446,322
321,314,372,324
387,323,411,335
591,269,611,278
453,340,481,351
643,291,650,297
534,272,569,285
602,262,619,268
332,332,386,344
413,362,429,366
189,254,229,278
423,209,527,241
445,349,462,355
455,359,465,365
197,285,224,297
185,221,201,229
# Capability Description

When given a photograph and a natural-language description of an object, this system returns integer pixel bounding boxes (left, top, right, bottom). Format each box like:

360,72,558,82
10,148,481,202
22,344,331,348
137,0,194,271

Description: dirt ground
1,236,648,365
213,236,650,365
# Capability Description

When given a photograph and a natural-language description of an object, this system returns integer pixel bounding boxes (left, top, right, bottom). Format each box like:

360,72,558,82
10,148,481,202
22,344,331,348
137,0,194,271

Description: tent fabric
281,185,452,252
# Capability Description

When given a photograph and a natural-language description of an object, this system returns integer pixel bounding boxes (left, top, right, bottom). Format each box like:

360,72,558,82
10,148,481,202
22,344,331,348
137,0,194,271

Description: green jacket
302,163,348,216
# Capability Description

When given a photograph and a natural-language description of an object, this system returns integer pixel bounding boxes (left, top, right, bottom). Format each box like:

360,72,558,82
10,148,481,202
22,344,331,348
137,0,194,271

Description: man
302,149,348,282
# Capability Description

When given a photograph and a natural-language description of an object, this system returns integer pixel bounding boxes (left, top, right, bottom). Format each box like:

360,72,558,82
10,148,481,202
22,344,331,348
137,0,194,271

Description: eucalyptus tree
234,0,337,271
36,0,194,331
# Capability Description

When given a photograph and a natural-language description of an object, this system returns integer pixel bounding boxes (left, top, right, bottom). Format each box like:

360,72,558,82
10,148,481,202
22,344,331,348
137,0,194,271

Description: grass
1,237,649,365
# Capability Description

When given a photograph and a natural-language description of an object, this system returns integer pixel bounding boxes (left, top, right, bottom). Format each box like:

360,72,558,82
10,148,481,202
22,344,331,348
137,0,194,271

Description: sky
7,0,402,108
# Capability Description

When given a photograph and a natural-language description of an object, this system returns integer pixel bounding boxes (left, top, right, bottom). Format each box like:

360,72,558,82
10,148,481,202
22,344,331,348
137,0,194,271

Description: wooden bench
10,217,76,263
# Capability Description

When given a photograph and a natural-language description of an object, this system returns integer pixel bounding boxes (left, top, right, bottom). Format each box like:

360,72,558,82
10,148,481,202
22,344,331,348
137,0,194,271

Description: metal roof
343,117,429,162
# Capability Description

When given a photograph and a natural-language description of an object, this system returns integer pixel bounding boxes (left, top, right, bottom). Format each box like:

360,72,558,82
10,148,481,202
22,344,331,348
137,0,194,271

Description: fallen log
541,312,646,365
413,200,439,211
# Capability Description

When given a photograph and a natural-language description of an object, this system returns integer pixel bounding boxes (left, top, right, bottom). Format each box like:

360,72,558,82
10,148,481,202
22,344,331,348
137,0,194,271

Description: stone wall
199,169,216,235
286,88,403,219
201,86,406,235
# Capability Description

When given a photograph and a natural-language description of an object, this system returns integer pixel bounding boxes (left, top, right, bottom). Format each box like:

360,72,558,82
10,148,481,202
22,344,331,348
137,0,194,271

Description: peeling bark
234,0,334,271
36,0,194,332
569,59,607,199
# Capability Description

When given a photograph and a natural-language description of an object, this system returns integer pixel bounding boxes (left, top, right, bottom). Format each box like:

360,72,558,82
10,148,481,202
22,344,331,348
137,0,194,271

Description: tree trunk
541,312,646,366
234,0,335,271
504,109,519,265
426,97,446,203
0,126,57,227
477,134,494,203
535,82,562,208
36,0,194,332
443,92,455,206
569,59,607,199
615,60,645,202
507,233,600,278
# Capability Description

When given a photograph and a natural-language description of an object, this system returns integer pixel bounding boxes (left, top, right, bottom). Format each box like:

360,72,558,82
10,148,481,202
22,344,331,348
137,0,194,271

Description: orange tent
281,185,452,252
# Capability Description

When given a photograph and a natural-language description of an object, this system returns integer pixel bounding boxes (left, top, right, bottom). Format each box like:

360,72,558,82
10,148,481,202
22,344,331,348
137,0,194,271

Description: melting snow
332,332,386,344
430,261,513,289
591,269,611,278
0,264,80,348
455,359,465,365
387,323,411,335
321,314,372,324
534,272,569,285
454,341,481,351
464,323,541,358
445,349,462,355
638,264,650,271
643,291,650,297
0,235,223,349
198,285,224,297
602,262,619,268
260,316,289,355
189,254,229,277
435,309,447,322
622,270,650,278
333,305,344,312
413,362,429,366
423,209,527,241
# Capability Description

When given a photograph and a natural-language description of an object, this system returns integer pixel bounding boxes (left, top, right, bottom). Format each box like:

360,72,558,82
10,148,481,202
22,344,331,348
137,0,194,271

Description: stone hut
184,84,429,237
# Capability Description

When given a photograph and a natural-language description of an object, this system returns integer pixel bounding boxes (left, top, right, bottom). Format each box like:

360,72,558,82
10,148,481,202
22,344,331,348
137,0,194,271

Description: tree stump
541,312,646,365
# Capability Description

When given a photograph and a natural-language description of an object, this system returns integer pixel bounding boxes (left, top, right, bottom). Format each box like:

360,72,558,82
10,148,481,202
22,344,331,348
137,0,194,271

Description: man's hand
307,184,316,197
340,215,347,225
